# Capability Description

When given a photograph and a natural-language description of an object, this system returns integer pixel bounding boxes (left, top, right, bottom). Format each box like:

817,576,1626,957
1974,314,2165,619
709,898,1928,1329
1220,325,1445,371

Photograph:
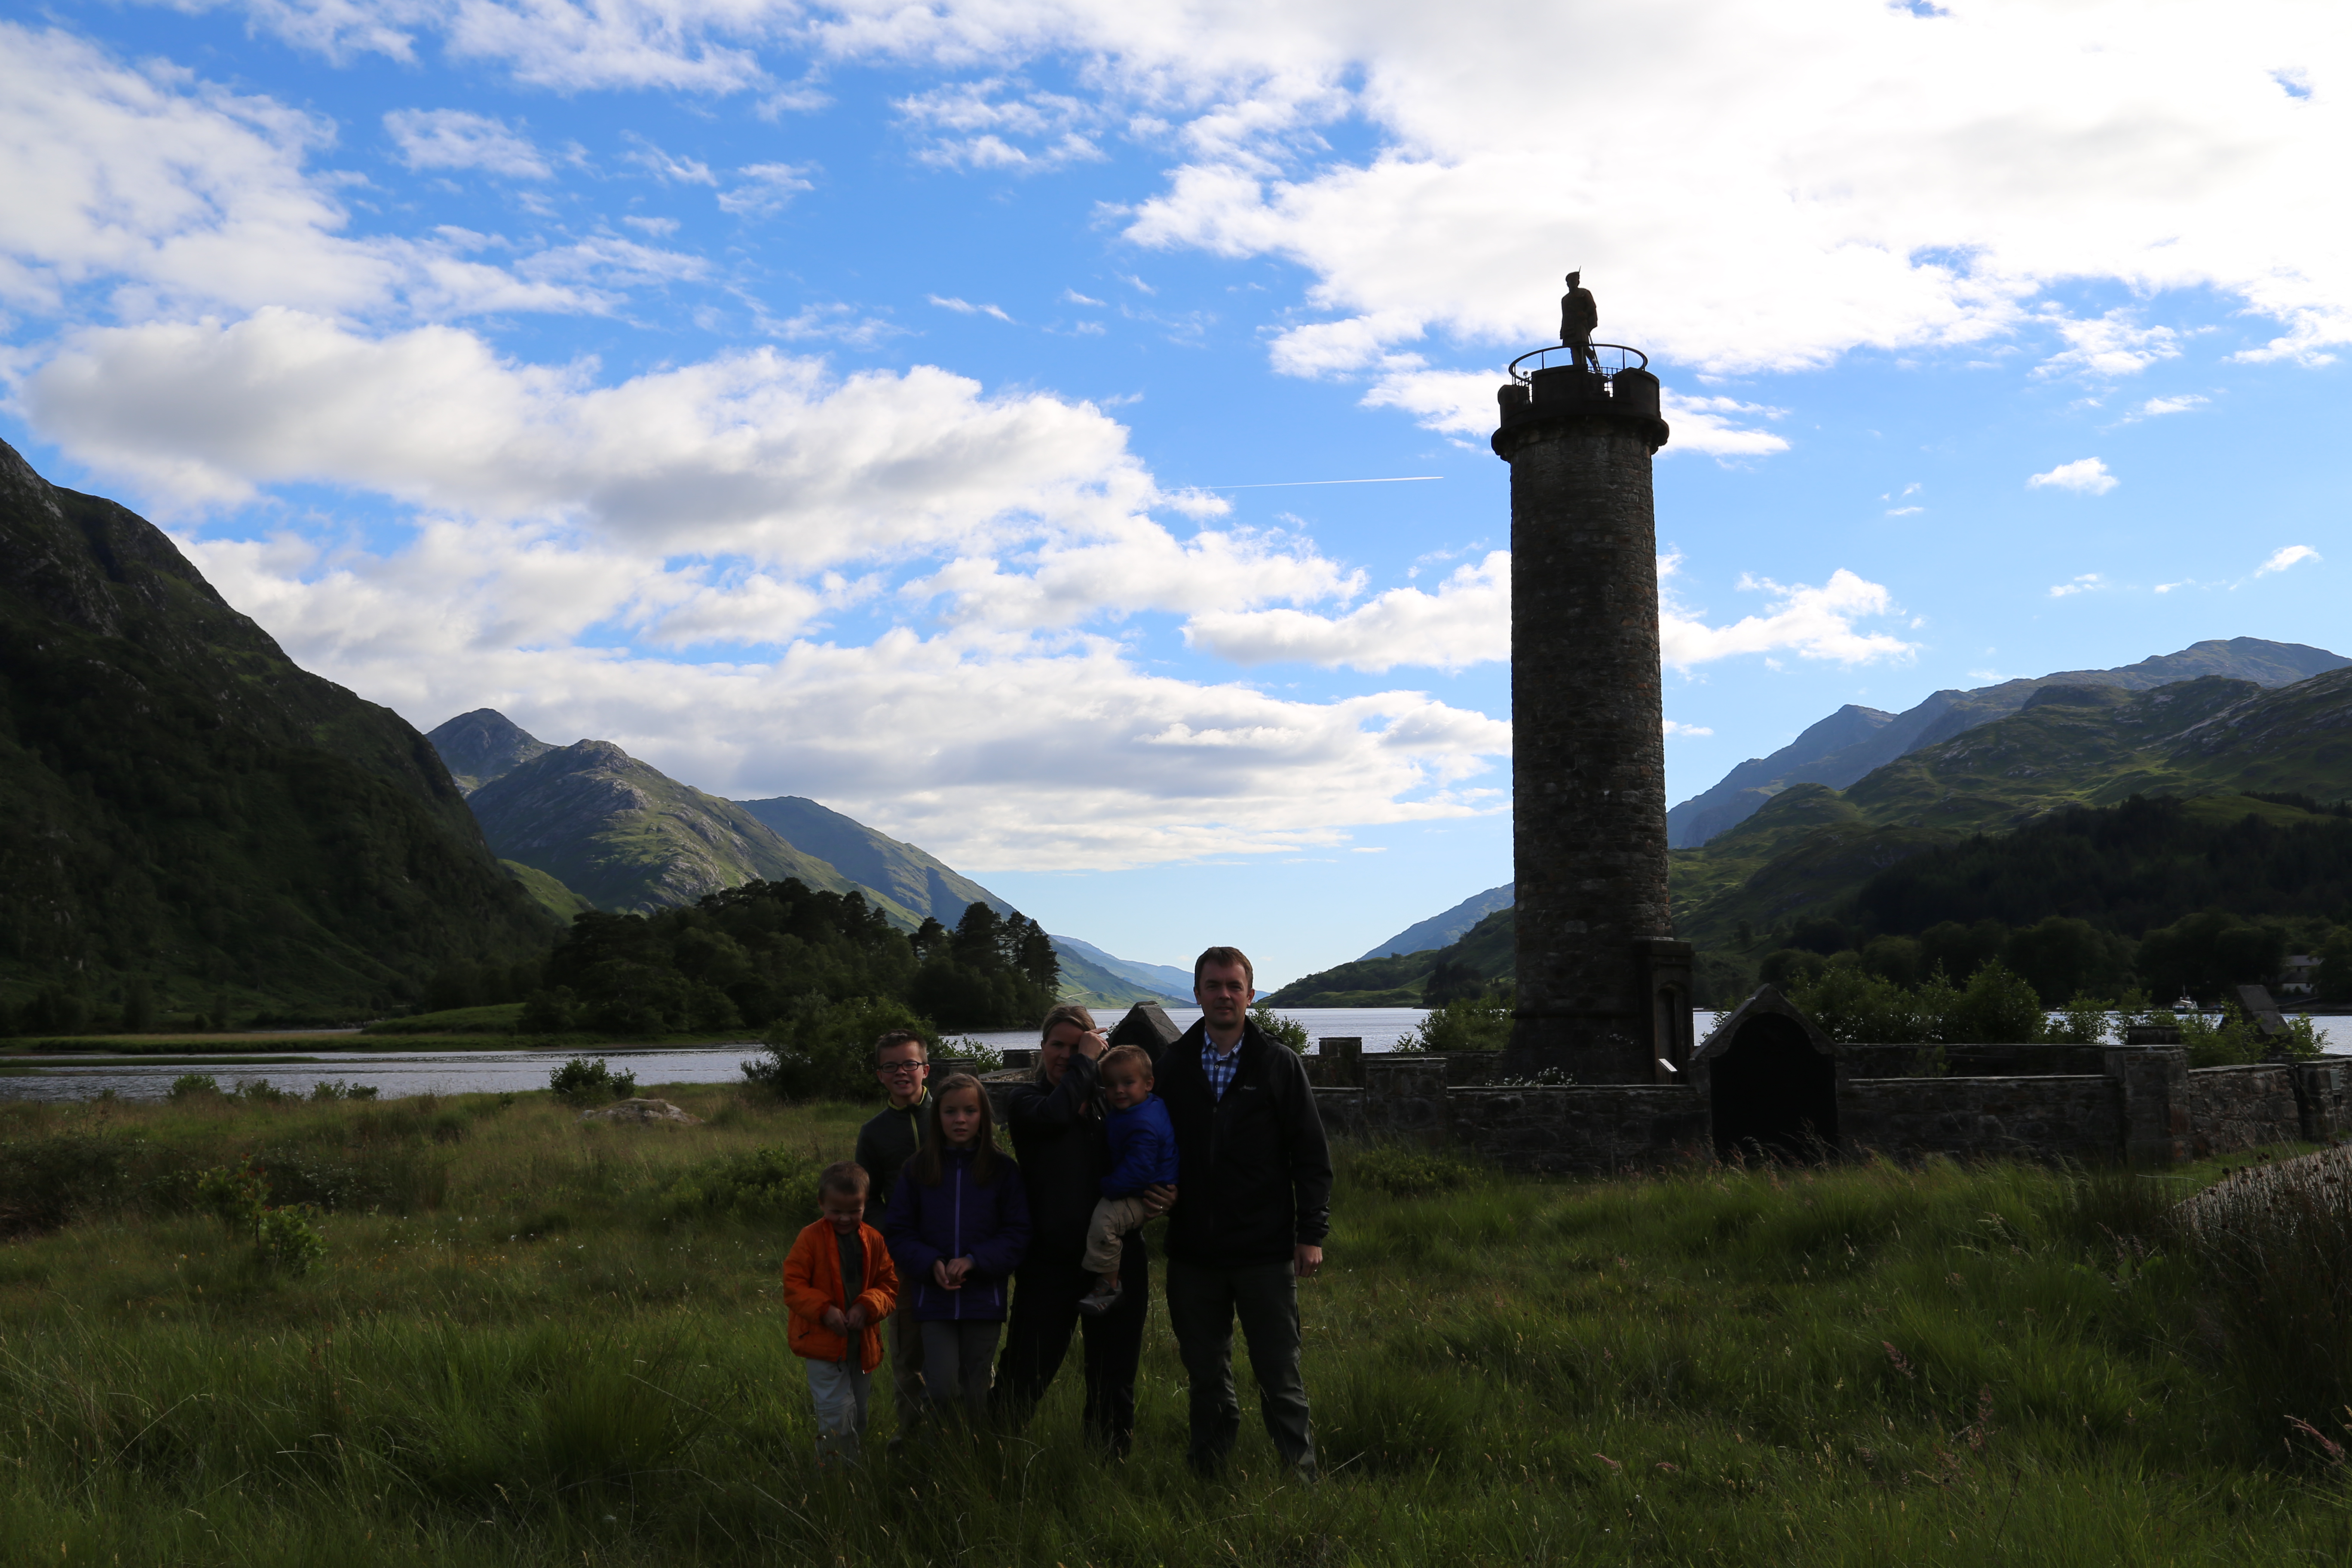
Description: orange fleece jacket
782,1219,898,1372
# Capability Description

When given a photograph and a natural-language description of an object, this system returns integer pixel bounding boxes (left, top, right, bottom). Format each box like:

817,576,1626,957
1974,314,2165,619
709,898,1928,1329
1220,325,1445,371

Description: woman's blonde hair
1038,1002,1096,1044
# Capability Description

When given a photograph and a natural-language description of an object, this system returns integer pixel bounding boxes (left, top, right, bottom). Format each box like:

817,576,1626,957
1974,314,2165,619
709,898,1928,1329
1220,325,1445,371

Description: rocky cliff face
0,437,555,1019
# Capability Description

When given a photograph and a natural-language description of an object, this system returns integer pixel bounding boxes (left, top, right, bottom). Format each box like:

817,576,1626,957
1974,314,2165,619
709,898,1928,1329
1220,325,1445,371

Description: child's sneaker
1075,1279,1123,1317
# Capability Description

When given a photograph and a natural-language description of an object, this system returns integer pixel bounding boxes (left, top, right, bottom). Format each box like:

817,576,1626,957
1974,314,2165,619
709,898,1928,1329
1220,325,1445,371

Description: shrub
1393,991,1512,1054
742,995,935,1101
306,1079,379,1102
197,1157,328,1275
2170,999,2322,1067
660,1145,822,1223
168,1073,221,1100
1250,1001,1310,1054
549,1057,638,1105
256,1207,328,1275
235,1078,296,1104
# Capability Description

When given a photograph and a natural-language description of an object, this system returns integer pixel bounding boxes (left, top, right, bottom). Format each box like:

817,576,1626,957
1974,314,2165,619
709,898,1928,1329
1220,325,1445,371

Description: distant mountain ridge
1050,936,1191,1002
1668,638,2349,848
1671,664,2352,946
461,737,914,919
1359,883,1514,960
425,708,1183,1008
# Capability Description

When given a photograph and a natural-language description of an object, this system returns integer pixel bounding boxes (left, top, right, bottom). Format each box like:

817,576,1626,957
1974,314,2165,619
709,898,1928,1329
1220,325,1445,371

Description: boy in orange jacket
783,1161,900,1465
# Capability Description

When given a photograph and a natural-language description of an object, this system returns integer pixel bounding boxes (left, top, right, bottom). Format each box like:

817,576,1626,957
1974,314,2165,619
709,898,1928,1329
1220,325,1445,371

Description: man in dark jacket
992,1004,1173,1453
851,1029,930,1438
1158,946,1332,1478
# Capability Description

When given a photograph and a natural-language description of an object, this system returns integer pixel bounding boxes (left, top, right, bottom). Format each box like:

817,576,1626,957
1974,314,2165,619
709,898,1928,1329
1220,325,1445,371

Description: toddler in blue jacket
1078,1044,1179,1316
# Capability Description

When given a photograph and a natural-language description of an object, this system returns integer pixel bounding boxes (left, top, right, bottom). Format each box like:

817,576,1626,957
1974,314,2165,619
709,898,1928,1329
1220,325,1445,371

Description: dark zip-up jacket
881,1144,1031,1321
853,1093,926,1228
1001,1054,1112,1267
1156,1019,1332,1268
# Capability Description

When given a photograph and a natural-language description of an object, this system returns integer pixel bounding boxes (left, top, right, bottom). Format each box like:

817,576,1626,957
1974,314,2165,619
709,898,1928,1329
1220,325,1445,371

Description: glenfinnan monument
1493,276,1695,1084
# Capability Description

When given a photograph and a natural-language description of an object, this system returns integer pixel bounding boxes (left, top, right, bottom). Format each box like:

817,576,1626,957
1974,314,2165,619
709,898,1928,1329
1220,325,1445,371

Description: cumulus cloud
383,108,551,177
1188,550,1916,673
182,523,1511,870
2256,544,2320,576
1663,719,1713,737
1658,554,1917,668
2027,456,2119,495
1185,551,1507,672
23,309,1157,567
2048,573,2104,597
2037,309,2180,378
2128,392,2209,420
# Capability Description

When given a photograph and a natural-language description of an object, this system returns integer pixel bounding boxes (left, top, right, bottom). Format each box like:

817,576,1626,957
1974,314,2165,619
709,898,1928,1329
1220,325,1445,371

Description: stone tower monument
1492,319,1694,1084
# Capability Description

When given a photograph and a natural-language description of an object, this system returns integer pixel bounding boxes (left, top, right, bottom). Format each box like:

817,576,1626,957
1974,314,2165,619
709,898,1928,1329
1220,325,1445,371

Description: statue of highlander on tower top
1492,274,1692,1085
1558,271,1599,373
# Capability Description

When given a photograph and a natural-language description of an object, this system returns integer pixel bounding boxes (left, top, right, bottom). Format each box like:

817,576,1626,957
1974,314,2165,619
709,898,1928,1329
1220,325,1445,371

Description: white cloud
2027,457,2119,495
23,309,1154,568
1659,554,1917,668
2048,573,2104,597
894,78,1105,171
0,24,674,321
717,162,815,215
1352,364,1787,457
1185,551,1507,671
1886,505,1923,517
622,138,717,184
2132,393,2209,419
1186,549,1916,673
2037,309,2180,378
383,108,550,178
929,294,1014,322
1663,719,1713,737
2256,544,2320,576
181,523,1511,871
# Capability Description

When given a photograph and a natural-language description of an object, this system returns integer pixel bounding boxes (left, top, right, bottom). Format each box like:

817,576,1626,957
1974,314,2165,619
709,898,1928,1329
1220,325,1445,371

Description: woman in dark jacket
882,1072,1030,1426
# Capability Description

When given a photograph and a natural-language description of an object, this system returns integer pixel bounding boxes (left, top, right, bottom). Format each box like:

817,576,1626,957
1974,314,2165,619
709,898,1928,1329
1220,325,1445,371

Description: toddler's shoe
1075,1280,1123,1317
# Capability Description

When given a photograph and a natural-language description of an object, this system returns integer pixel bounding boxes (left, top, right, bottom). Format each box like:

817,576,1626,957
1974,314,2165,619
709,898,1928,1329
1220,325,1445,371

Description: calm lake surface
4,1007,2346,1104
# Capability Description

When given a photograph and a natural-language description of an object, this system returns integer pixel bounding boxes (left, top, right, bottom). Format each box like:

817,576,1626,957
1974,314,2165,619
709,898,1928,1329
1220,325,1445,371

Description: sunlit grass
3,1087,2348,1565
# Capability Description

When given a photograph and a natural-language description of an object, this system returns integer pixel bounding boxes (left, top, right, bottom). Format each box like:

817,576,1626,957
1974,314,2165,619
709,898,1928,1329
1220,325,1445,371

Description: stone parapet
2179,1063,2306,1157
1842,1075,2119,1162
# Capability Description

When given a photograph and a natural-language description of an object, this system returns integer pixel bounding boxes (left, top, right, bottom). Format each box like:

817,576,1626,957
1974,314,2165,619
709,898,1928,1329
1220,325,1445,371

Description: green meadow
4,1084,2350,1566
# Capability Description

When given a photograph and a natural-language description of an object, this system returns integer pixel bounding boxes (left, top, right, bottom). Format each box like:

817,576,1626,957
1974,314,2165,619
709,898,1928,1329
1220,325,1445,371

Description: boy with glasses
854,1029,931,1440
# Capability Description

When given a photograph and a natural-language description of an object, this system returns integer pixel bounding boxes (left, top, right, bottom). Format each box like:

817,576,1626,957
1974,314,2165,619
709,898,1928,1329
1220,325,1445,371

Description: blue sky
0,0,2342,986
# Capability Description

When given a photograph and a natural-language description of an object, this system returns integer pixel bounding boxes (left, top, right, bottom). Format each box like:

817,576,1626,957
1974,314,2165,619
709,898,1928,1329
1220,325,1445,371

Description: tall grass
3,1092,2349,1564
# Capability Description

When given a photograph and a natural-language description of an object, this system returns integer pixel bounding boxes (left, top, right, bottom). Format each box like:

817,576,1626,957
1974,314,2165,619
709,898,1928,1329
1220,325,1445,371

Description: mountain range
424,709,1187,1008
1666,638,2349,848
0,438,554,1024
1269,646,2352,1006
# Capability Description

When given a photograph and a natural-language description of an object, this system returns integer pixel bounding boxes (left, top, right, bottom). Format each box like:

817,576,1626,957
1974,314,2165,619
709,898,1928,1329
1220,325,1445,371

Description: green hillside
467,740,925,922
499,860,597,921
1672,670,2352,948
0,438,557,1026
735,794,1007,924
1262,906,1515,1006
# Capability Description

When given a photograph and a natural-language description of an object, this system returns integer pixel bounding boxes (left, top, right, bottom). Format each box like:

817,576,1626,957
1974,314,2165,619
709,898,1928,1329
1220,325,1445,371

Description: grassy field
4,1086,2352,1566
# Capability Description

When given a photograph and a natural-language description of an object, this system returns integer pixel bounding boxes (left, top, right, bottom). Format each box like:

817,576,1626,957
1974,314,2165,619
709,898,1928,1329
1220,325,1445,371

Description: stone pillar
2291,1058,2347,1142
1492,361,1677,1084
2103,1046,2188,1165
1314,1036,1364,1087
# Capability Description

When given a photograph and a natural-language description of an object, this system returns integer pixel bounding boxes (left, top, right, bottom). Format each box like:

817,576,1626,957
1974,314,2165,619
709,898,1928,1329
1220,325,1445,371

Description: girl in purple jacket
881,1072,1031,1426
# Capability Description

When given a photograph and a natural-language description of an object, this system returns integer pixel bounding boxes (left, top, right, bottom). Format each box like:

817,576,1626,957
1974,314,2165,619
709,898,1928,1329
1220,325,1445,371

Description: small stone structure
1312,987,2350,1173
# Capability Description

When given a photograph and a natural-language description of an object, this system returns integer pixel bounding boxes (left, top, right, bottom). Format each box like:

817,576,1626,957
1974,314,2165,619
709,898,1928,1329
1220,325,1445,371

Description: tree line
1736,795,2352,1006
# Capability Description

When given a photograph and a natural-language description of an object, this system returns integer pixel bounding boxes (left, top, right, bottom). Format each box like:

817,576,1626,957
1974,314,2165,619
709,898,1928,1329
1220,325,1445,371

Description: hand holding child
844,1302,868,1333
821,1304,848,1333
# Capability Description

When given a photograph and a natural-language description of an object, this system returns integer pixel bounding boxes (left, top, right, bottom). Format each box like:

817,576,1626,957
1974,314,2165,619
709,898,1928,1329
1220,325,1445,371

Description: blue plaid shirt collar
1201,1026,1245,1101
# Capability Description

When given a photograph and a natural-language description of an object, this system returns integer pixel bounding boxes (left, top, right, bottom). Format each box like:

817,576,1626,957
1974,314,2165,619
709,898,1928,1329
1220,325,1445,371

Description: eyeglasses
879,1061,927,1075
